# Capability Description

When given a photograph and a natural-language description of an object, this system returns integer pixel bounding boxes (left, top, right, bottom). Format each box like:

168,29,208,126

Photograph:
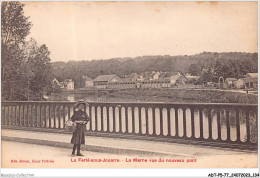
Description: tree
1,1,32,100
188,64,201,76
200,67,214,82
214,58,257,80
1,2,53,101
1,1,32,45
1,43,28,100
28,42,53,100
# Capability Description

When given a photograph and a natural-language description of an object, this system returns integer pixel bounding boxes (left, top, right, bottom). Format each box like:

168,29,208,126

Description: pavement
2,128,257,157
1,128,258,168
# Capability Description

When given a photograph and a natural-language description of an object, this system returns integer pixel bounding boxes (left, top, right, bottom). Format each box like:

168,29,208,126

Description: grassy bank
61,88,258,104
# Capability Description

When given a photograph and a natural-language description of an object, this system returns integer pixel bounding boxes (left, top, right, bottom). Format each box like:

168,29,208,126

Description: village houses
218,73,258,90
236,73,258,89
90,71,189,89
53,71,257,91
51,78,75,90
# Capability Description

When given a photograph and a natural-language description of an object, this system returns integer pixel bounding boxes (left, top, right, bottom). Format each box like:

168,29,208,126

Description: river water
48,92,163,102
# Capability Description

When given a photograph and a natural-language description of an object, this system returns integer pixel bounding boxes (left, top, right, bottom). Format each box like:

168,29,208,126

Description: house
63,79,74,90
244,73,258,89
51,78,64,90
150,71,161,80
225,78,237,88
122,73,139,82
137,75,144,82
169,75,187,86
139,71,153,81
236,73,258,89
158,72,171,79
244,77,258,89
93,74,122,89
237,77,258,89
236,78,246,89
52,78,60,85
129,73,139,81
82,75,93,88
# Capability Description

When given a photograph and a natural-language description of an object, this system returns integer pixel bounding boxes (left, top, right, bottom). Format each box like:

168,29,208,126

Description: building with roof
122,73,139,82
236,78,245,89
245,73,258,78
139,71,153,81
236,73,258,89
63,79,74,90
169,75,187,86
93,74,122,89
150,71,161,80
225,78,237,88
52,78,60,85
236,77,258,89
51,78,64,90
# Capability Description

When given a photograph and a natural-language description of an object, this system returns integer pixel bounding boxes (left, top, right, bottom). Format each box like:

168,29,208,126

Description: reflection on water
58,93,147,102
49,93,186,103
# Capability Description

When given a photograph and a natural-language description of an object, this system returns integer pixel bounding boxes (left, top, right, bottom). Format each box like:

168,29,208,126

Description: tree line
2,2,53,101
53,52,257,88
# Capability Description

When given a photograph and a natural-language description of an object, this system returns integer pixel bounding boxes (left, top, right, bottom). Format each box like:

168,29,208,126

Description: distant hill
51,52,258,88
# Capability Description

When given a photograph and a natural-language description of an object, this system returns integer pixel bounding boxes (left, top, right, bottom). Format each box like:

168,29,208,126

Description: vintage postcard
1,0,258,177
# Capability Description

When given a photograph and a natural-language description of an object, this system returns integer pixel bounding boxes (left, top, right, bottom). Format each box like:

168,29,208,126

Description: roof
159,72,171,78
245,73,258,78
238,77,258,83
150,71,160,78
170,75,181,82
52,78,59,82
93,74,120,82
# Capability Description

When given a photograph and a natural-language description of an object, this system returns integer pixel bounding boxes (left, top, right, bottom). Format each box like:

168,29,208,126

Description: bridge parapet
1,101,258,150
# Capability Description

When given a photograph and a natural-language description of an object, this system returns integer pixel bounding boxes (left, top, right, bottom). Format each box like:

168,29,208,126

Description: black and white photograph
0,0,258,175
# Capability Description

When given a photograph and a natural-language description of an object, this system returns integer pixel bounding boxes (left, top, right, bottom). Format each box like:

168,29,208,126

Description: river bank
48,88,258,104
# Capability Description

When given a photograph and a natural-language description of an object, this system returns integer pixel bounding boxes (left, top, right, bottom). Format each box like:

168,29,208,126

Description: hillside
52,52,258,88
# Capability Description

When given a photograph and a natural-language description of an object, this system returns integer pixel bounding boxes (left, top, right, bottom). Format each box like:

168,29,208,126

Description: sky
22,1,258,62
